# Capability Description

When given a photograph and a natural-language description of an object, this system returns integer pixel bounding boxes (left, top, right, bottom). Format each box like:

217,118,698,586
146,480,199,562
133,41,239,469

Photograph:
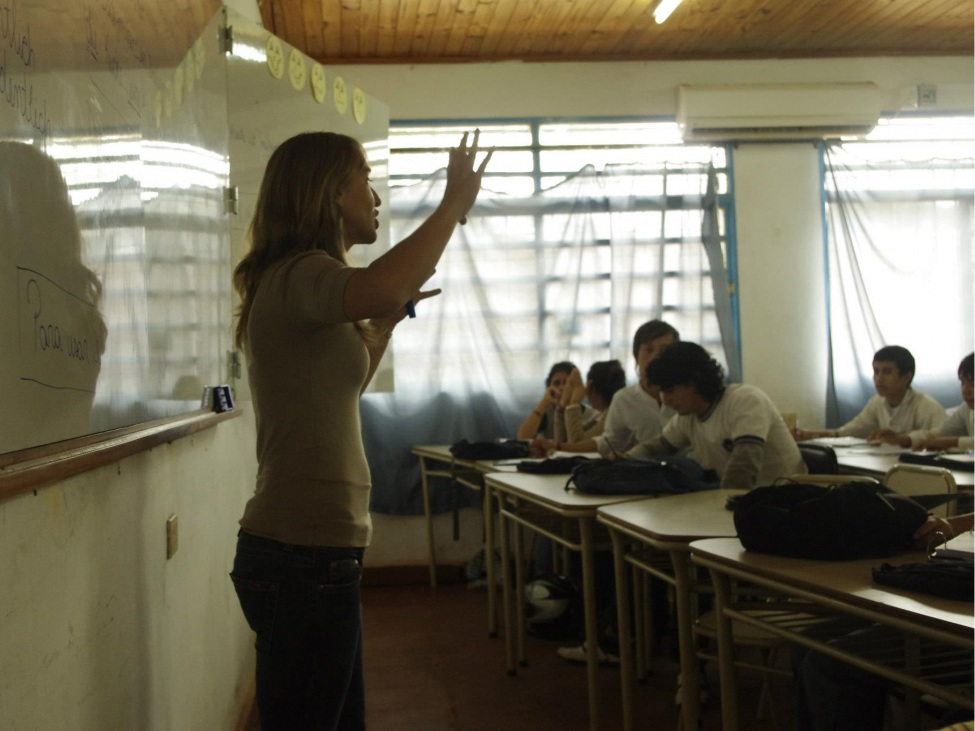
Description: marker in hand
405,299,416,318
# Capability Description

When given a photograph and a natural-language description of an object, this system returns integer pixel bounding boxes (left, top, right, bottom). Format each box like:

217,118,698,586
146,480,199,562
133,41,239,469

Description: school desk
484,470,648,731
596,489,745,731
691,537,975,731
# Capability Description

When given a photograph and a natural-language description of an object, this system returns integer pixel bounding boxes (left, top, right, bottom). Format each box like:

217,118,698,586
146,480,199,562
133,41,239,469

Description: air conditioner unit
677,83,882,141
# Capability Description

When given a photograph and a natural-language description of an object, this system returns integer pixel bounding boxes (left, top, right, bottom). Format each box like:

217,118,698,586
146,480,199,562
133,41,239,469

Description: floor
244,578,797,730
359,581,794,731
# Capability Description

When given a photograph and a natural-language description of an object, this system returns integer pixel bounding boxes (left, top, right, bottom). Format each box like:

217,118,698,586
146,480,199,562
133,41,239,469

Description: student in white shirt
910,352,973,451
627,341,806,490
793,345,946,445
530,319,678,457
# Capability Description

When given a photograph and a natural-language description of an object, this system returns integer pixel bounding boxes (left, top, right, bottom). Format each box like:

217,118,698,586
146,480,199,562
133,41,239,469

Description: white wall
0,412,258,731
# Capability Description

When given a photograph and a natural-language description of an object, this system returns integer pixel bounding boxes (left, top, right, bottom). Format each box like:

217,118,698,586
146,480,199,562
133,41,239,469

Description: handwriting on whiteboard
17,266,104,393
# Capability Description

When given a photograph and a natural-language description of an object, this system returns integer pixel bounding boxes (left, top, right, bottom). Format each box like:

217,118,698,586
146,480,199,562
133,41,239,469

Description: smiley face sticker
333,76,348,115
352,87,367,124
310,64,326,103
266,36,285,79
288,48,306,91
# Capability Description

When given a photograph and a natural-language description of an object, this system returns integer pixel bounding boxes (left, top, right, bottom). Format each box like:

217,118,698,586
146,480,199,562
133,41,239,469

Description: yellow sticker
333,76,348,115
352,87,367,124
266,36,285,79
310,64,326,103
288,48,306,91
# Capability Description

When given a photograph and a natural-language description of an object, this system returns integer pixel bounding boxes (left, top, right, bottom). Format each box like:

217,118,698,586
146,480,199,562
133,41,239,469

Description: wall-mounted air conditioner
677,83,883,141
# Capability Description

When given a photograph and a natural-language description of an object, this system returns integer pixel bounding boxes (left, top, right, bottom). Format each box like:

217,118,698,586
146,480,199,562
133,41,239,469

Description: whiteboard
0,3,389,456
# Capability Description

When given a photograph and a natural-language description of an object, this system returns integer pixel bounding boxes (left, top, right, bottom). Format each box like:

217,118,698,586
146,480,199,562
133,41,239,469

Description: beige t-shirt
239,251,373,547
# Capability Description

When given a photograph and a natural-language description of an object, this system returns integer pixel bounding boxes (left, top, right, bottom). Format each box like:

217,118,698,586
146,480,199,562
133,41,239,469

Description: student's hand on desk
530,437,555,458
916,436,958,451
867,428,911,448
913,515,953,549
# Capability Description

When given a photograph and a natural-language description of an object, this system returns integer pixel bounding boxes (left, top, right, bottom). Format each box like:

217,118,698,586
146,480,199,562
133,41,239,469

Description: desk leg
708,567,739,731
580,518,600,731
419,457,437,588
483,482,498,637
513,498,528,667
672,551,700,731
611,529,635,731
499,494,516,676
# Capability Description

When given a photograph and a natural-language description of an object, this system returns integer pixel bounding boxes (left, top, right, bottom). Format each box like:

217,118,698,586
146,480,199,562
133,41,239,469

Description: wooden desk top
691,537,975,634
484,471,648,516
597,489,745,545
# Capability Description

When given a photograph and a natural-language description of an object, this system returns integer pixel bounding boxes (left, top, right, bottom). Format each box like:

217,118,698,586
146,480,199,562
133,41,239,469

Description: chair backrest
797,443,839,475
883,463,958,518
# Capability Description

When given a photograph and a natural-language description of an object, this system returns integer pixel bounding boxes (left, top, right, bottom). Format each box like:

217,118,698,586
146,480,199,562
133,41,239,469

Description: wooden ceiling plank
472,0,513,55
424,0,462,57
364,0,400,58
408,0,443,56
460,0,505,56
340,0,363,58
443,0,484,57
825,0,971,51
319,0,343,58
299,0,325,58
262,0,973,63
391,0,422,57
526,0,591,56
484,0,538,56
577,0,646,56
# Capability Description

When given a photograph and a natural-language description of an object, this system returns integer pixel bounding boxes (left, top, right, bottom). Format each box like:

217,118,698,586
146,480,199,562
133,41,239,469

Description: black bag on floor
730,482,929,560
565,457,719,496
449,439,531,460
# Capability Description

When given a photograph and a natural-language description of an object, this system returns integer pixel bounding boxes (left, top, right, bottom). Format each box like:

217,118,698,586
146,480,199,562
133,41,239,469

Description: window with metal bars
384,119,738,402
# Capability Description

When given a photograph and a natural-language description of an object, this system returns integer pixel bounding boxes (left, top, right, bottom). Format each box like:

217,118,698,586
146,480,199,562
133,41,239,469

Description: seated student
793,345,946,444
517,361,576,440
912,352,973,451
531,319,679,457
627,341,806,489
552,360,627,445
794,511,975,731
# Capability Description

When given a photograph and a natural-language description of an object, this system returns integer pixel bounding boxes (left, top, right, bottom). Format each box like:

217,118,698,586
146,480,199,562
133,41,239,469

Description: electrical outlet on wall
166,515,179,559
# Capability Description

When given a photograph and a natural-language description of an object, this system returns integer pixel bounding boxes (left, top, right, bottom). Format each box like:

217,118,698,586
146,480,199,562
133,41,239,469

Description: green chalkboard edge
0,409,242,503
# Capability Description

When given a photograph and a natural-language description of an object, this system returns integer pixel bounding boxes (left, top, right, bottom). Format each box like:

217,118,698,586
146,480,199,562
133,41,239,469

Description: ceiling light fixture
653,0,683,24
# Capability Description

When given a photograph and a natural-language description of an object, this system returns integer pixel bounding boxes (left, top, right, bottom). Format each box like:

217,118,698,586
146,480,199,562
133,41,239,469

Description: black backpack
565,457,719,496
730,481,930,560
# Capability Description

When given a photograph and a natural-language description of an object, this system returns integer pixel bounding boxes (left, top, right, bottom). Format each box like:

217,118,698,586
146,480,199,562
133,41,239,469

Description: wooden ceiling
260,0,974,65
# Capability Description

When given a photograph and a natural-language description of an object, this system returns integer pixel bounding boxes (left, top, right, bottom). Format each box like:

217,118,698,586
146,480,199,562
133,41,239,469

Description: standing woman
230,130,491,730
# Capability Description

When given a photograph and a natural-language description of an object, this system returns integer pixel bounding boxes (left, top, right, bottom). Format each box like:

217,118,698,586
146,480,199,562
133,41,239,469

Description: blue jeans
231,530,366,731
